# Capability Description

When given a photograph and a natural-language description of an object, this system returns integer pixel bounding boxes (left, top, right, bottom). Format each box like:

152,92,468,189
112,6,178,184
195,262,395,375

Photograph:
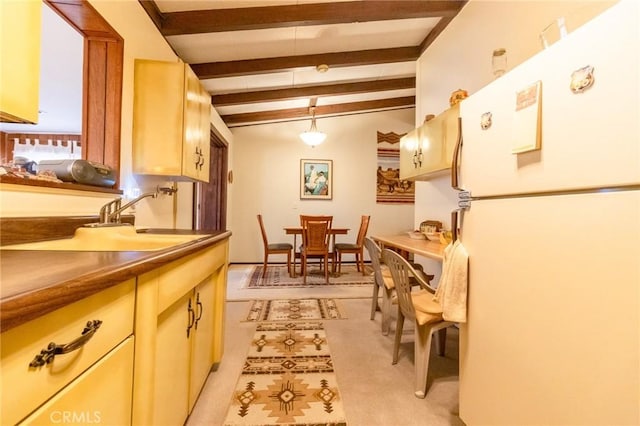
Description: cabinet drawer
156,242,227,313
19,337,134,426
1,279,135,425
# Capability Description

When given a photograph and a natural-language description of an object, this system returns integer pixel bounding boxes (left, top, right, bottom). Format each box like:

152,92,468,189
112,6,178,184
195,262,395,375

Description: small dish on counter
407,231,426,240
423,232,441,241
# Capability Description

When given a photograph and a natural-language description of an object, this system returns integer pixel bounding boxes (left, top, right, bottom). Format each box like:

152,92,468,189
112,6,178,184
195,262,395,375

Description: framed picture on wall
300,159,332,200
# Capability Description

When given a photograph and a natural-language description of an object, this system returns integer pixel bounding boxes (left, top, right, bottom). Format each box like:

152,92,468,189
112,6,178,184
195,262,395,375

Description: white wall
228,108,415,263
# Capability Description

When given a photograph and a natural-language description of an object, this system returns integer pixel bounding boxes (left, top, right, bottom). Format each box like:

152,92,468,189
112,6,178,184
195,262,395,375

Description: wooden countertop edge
372,234,445,261
0,231,232,333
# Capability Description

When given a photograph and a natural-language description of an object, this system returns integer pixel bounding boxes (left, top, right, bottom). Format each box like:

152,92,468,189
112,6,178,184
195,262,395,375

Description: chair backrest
364,237,383,287
382,248,418,321
257,214,269,248
354,215,371,247
300,215,332,255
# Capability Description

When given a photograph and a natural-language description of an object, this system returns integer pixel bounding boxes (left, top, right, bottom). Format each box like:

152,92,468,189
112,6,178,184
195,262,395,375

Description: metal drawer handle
195,293,203,330
29,320,103,368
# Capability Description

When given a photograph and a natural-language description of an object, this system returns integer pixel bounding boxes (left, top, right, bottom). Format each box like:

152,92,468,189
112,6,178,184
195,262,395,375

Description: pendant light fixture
299,107,326,147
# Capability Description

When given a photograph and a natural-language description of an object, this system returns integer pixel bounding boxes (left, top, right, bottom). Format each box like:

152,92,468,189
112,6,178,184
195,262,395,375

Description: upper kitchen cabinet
400,104,460,181
133,59,210,182
0,0,41,124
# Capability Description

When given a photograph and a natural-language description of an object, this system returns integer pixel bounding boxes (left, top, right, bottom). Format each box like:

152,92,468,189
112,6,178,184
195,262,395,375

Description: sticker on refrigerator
512,80,542,154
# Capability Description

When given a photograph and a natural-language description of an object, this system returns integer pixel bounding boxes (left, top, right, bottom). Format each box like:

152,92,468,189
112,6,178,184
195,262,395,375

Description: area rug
245,265,373,288
223,321,347,426
244,299,346,322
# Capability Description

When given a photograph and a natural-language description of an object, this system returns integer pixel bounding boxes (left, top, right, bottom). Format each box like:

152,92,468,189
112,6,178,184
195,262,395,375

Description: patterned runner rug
244,299,346,322
223,322,347,426
245,265,373,288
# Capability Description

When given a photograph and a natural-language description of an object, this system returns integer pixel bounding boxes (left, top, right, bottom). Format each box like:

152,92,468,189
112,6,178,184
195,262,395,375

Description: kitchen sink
1,226,208,251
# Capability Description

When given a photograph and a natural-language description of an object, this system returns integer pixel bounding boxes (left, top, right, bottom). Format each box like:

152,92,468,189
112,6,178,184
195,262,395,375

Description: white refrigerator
456,1,639,425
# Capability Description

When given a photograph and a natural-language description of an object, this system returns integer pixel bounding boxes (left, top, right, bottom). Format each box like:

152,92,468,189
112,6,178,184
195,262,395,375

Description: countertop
372,234,446,261
0,229,231,332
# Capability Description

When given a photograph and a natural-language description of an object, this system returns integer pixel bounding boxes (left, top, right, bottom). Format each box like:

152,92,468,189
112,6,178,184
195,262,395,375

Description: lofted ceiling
139,0,467,128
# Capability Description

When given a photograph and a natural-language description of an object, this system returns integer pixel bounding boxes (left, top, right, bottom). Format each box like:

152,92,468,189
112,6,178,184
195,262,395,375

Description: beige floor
187,264,463,426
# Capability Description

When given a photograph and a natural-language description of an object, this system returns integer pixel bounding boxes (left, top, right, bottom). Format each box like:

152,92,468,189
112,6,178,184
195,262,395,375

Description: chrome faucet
88,185,178,227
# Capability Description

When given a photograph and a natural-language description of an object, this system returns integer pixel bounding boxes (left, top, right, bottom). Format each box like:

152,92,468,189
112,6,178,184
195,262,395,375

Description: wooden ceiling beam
221,96,415,126
192,47,419,79
211,77,416,106
157,1,463,36
418,0,468,54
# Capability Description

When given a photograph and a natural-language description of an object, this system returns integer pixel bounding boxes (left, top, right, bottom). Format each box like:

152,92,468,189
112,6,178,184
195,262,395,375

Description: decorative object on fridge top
491,48,507,78
449,89,468,106
480,112,493,130
570,65,595,93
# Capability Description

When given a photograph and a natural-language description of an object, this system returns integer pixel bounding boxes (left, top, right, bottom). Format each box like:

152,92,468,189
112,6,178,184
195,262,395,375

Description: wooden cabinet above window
133,59,210,183
0,0,41,124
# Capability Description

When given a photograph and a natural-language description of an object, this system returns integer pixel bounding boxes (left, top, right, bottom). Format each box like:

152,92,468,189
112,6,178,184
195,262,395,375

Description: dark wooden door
194,128,227,231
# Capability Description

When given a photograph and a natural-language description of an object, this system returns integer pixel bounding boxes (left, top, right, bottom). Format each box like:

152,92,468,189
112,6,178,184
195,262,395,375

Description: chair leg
337,251,342,274
392,308,404,365
302,256,307,284
435,327,447,356
381,288,393,336
286,251,292,278
370,282,380,320
324,256,329,284
414,324,434,399
262,254,268,277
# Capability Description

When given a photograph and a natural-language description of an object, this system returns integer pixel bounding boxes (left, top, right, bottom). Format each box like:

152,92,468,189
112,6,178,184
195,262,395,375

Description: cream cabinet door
19,337,134,426
133,59,210,182
153,292,192,425
399,127,421,180
188,276,216,411
0,0,41,123
182,65,210,182
132,59,185,176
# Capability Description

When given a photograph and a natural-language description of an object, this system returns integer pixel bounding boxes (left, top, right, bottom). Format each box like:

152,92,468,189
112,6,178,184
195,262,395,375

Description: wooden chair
382,248,454,398
299,215,333,284
334,215,370,275
364,237,397,335
365,237,435,335
257,214,293,277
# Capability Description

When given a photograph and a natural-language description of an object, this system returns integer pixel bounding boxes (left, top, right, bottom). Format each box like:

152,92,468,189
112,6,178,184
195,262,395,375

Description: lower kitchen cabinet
132,240,229,425
19,338,134,426
154,276,216,424
1,279,135,425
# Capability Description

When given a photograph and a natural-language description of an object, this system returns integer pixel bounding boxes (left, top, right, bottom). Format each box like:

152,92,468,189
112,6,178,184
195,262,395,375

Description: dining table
283,226,349,277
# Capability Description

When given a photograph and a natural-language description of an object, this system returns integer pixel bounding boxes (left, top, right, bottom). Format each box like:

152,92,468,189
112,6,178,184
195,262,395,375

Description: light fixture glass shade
300,110,326,147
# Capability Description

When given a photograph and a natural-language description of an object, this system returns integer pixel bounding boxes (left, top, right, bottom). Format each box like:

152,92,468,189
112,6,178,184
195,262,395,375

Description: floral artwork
300,159,332,200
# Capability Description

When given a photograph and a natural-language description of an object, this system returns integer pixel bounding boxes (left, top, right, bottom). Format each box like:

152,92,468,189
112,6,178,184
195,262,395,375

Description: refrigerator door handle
451,117,464,190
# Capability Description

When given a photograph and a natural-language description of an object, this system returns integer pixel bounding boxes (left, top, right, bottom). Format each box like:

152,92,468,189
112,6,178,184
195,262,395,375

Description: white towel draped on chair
434,240,469,323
